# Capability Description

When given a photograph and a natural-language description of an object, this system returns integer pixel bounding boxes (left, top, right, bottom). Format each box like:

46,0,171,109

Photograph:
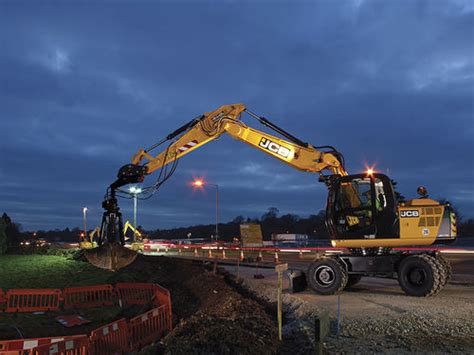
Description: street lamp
129,186,142,242
192,179,219,241
82,207,88,240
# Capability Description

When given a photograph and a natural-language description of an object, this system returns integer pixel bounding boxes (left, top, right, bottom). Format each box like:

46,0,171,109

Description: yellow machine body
332,198,457,248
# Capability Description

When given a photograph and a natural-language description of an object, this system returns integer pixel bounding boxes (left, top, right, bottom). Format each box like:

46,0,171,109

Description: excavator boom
86,104,347,270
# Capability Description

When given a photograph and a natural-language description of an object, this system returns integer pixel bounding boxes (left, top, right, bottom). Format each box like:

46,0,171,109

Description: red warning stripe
177,140,198,153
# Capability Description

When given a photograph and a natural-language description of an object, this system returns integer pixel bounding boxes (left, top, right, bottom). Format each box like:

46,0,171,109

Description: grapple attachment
85,243,137,271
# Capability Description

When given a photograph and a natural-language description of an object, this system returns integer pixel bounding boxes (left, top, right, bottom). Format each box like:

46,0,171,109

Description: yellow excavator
78,227,100,249
79,222,143,250
86,103,457,296
123,221,145,251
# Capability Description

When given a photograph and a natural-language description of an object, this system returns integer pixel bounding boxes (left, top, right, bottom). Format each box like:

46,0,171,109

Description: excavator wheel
344,274,363,289
431,255,448,287
397,254,443,297
84,243,138,271
436,254,452,286
307,257,348,295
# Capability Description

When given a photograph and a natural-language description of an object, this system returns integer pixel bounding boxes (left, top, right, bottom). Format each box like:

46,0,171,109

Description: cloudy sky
1,0,473,231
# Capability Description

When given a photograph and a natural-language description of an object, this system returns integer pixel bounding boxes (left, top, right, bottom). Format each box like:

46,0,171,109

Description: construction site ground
1,252,473,353
0,254,279,354
222,256,474,354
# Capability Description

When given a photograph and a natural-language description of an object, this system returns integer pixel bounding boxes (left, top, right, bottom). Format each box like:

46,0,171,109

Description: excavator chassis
306,249,451,297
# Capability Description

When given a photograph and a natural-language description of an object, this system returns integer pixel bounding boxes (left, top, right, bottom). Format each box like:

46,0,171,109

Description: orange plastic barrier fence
0,335,86,355
150,284,171,310
5,289,61,313
129,305,169,350
31,335,89,355
152,287,173,331
0,283,173,354
89,318,129,355
115,283,158,306
63,284,114,309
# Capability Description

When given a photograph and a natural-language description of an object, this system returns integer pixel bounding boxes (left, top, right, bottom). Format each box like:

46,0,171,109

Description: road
144,248,474,284
220,258,474,354
142,247,474,352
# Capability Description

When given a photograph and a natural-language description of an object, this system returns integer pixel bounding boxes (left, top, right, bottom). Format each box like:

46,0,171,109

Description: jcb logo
259,138,291,158
400,210,419,218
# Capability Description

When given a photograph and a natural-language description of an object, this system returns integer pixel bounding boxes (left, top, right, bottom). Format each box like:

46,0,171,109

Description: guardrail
143,242,474,262
0,283,173,355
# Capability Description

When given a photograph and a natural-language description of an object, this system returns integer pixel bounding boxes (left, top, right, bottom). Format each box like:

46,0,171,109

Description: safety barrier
30,335,89,355
89,318,129,354
63,284,114,309
152,286,173,331
0,335,86,354
0,283,172,313
129,305,168,350
115,282,158,306
5,289,61,313
0,283,172,354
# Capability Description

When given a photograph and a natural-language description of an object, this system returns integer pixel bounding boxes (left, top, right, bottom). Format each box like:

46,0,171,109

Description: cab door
326,173,398,240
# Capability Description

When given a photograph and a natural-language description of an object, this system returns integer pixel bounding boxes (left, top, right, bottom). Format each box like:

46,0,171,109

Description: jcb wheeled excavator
86,104,457,296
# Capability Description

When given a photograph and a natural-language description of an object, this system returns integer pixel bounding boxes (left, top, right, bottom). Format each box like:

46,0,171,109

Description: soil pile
123,255,279,354
1,254,279,354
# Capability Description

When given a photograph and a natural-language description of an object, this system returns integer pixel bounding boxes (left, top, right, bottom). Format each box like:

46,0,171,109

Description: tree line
147,207,329,241
1,208,474,251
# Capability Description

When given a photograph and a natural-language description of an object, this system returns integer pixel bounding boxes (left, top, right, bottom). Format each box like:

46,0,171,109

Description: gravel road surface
223,263,474,354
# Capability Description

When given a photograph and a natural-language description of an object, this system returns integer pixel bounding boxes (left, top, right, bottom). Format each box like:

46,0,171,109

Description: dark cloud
1,0,473,230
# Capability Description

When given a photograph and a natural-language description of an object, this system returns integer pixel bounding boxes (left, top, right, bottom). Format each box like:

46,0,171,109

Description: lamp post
82,207,88,239
129,186,142,242
192,179,219,241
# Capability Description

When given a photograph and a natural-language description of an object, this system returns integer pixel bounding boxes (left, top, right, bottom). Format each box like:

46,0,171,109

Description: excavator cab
326,173,399,241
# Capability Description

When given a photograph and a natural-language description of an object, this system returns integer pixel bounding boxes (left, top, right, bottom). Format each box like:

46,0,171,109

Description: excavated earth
121,255,279,354
0,254,279,354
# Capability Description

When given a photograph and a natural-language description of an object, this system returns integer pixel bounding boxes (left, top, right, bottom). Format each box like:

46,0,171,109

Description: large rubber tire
345,274,363,289
431,256,448,287
307,257,348,295
437,254,452,285
398,254,442,297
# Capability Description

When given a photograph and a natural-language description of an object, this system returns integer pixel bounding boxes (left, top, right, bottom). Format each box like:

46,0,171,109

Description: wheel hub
408,268,426,285
315,266,335,287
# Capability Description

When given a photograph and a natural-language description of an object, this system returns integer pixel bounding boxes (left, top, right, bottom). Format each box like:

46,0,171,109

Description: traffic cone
274,252,279,263
208,249,213,258
194,248,198,257
222,249,226,259
240,250,245,261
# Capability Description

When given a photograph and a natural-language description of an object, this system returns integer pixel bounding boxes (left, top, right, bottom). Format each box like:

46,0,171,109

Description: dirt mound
125,255,278,354
0,254,279,353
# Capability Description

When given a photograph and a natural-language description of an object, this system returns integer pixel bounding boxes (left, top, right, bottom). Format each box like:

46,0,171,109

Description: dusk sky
1,0,473,231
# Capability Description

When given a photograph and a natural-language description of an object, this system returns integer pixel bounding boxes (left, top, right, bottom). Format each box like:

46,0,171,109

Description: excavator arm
87,103,347,270
116,104,346,189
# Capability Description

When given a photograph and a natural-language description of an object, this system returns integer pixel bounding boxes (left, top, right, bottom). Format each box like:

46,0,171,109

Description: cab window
327,173,398,239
